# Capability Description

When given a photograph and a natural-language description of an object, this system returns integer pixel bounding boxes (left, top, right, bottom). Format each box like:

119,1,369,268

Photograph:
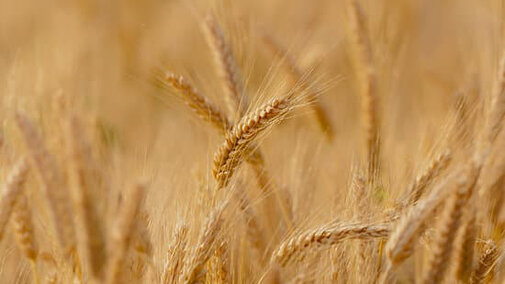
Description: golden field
0,0,504,283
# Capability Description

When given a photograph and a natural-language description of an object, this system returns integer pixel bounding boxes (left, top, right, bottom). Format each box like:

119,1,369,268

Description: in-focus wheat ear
15,113,77,256
0,158,29,242
213,94,304,189
106,183,146,284
470,240,499,284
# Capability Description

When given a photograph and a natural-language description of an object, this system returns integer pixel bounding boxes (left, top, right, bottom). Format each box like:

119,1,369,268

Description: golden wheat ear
154,70,230,134
272,222,390,267
65,114,108,280
162,222,189,284
213,93,307,189
470,240,499,284
15,113,77,256
202,13,247,120
180,202,227,283
421,163,480,284
105,183,146,284
346,0,381,181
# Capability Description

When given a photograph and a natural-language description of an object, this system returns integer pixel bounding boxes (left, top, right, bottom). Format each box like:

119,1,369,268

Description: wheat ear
0,158,29,241
483,49,505,149
213,94,304,189
106,183,146,284
453,203,477,282
347,0,380,179
66,115,107,279
162,223,189,284
15,113,77,255
272,222,390,267
407,150,452,206
203,14,247,119
385,166,466,266
422,163,479,284
156,71,230,133
180,202,226,283
261,32,334,139
470,240,499,284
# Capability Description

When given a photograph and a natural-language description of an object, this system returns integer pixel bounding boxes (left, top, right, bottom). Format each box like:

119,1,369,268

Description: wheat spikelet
162,223,189,284
407,150,452,206
470,240,499,284
156,71,230,134
213,95,302,189
385,166,466,266
106,183,146,284
180,202,226,283
261,32,334,139
0,157,29,242
15,113,77,255
272,222,390,267
66,114,107,279
347,0,380,179
421,163,479,284
203,13,246,119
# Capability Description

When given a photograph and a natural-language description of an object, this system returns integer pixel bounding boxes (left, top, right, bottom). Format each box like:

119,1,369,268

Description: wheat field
1,0,505,283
